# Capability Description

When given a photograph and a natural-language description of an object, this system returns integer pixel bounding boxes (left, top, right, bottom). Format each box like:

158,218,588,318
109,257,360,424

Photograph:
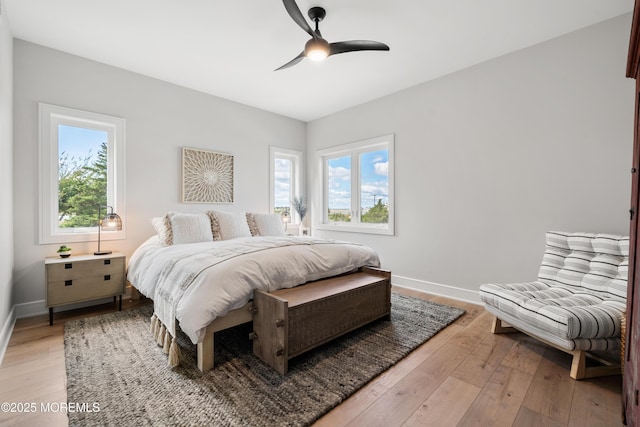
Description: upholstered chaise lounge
479,231,628,379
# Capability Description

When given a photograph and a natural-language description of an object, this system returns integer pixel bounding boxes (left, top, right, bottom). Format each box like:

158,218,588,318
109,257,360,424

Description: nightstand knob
104,275,111,281
65,280,72,286
104,259,111,265
64,263,72,269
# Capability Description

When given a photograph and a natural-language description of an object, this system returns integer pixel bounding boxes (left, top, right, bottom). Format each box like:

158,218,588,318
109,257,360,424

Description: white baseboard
392,274,482,305
0,306,16,367
14,299,48,318
14,297,118,320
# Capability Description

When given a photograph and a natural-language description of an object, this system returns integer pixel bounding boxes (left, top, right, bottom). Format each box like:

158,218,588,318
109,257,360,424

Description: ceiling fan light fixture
276,1,389,71
304,38,330,61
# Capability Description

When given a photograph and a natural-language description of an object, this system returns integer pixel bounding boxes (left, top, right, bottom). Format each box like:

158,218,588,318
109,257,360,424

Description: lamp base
94,250,113,255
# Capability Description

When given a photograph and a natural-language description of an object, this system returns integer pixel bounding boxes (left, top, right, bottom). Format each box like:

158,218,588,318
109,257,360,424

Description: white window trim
315,134,394,236
39,103,126,244
269,146,304,224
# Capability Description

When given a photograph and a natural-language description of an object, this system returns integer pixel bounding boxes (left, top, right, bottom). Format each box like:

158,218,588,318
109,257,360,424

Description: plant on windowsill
57,245,72,258
292,196,309,236
292,197,307,222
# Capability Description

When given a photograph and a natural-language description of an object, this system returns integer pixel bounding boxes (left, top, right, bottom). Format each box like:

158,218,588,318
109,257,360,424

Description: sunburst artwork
182,148,234,203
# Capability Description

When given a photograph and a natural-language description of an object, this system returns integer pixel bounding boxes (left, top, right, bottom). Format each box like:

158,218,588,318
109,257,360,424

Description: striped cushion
479,231,628,347
483,304,620,352
538,232,628,299
479,281,625,340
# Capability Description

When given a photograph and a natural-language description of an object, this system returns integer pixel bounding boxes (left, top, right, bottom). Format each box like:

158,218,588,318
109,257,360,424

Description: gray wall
307,14,635,302
12,40,306,313
0,5,14,352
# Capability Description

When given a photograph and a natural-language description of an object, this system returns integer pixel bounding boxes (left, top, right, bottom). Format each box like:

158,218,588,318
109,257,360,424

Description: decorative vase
59,252,71,258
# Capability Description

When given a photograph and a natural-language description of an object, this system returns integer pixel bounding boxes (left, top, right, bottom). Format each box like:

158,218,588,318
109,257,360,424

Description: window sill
39,230,126,245
315,223,394,236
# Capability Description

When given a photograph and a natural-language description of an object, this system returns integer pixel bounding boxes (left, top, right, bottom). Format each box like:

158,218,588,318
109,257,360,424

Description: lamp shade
94,206,122,255
101,211,122,232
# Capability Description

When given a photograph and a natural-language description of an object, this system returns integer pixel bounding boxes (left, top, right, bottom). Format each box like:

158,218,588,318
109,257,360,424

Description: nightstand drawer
47,273,125,306
45,252,127,325
46,257,124,281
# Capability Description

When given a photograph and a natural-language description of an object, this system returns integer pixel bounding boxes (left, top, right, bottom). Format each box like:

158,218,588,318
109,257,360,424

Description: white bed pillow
150,217,169,245
252,213,286,237
208,210,251,240
167,212,214,245
245,213,259,236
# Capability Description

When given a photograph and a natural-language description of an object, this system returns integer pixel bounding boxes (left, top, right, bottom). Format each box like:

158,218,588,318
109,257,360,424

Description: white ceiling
3,0,634,122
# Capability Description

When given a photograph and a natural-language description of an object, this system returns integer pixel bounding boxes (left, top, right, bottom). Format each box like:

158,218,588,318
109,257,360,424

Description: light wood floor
0,287,624,427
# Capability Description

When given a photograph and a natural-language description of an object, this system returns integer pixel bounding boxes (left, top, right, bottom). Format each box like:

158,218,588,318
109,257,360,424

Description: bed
126,211,382,371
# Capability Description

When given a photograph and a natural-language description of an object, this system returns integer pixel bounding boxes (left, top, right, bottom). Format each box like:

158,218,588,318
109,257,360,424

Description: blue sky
328,149,389,210
274,157,292,208
58,124,107,163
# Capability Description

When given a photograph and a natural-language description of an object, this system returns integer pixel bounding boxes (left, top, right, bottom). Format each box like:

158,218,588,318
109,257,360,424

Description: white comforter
127,235,380,344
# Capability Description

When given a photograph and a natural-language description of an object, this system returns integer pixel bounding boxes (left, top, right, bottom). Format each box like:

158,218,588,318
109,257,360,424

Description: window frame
316,134,395,236
269,146,304,224
38,103,126,244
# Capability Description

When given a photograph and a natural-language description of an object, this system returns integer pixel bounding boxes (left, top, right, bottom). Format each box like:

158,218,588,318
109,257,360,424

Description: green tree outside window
58,142,108,228
361,199,389,224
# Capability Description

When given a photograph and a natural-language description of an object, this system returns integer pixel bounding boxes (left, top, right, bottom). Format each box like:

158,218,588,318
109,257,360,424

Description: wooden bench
251,267,391,374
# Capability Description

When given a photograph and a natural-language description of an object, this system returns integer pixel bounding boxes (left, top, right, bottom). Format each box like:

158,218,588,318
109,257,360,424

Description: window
317,134,394,235
39,103,125,244
269,147,303,223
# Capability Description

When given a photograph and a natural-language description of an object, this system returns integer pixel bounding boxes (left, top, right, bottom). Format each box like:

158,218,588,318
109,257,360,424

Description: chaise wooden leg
488,317,621,380
570,350,587,379
569,350,622,380
197,331,214,372
491,316,517,334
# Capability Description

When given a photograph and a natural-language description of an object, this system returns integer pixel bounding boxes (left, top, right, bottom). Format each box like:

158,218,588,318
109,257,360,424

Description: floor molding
392,274,481,305
0,306,16,367
13,297,120,320
14,299,48,319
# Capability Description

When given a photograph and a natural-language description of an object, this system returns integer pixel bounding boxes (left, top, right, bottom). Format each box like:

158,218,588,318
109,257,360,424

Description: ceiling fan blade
282,0,316,38
329,40,390,56
275,52,305,71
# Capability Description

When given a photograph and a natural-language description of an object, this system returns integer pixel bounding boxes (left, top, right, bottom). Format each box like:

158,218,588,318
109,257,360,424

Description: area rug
65,294,464,426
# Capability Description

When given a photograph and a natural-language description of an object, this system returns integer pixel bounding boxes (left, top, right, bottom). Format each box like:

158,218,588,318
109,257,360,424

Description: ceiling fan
276,0,390,71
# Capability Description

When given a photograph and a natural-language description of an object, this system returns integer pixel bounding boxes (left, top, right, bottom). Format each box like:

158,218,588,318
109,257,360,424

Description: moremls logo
40,402,101,413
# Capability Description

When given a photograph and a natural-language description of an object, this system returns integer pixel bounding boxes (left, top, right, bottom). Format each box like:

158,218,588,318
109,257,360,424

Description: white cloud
374,161,388,176
329,165,351,181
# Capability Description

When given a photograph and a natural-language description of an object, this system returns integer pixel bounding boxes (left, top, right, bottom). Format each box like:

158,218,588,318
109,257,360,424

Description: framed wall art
182,147,234,203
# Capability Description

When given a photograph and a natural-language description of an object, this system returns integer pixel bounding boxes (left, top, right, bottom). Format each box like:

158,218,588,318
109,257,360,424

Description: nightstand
45,252,126,325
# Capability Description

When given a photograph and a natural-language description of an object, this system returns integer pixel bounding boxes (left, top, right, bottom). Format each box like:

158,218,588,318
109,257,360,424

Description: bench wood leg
197,331,214,372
